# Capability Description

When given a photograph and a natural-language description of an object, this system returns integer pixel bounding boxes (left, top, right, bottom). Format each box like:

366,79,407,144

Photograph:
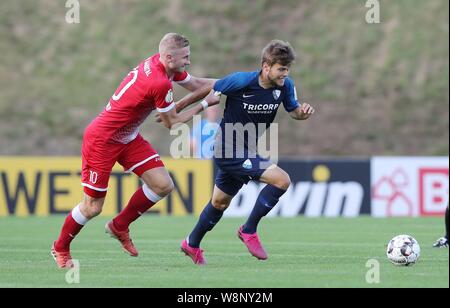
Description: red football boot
105,221,139,257
51,242,74,269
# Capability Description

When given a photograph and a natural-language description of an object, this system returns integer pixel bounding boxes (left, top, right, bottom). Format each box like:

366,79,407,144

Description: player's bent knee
275,173,291,190
160,182,174,196
81,197,104,218
88,205,103,218
151,179,174,197
85,204,103,218
282,175,291,190
211,199,230,211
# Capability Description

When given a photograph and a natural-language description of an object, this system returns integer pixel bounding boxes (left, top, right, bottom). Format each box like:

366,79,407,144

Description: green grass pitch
0,216,448,288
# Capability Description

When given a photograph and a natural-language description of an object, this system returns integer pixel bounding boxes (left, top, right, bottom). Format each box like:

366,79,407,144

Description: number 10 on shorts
89,171,98,184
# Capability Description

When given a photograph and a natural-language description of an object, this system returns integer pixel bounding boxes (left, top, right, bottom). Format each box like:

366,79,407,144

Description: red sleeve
173,71,191,84
151,80,176,113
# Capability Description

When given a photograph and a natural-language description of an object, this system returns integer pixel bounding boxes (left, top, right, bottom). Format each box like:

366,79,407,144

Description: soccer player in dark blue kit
181,40,315,265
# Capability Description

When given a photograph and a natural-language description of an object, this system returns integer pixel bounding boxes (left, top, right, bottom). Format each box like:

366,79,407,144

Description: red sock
55,206,87,252
113,187,156,231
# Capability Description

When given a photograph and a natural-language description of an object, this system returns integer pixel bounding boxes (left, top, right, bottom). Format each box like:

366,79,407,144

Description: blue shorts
214,156,270,196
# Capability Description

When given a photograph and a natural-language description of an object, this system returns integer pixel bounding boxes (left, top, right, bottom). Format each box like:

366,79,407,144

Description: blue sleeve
283,77,300,112
213,71,258,95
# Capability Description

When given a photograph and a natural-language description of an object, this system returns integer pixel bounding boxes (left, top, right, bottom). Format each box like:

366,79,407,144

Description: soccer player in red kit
51,33,220,268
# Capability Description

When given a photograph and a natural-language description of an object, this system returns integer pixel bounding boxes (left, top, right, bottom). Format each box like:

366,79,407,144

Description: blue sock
188,201,224,248
242,185,286,234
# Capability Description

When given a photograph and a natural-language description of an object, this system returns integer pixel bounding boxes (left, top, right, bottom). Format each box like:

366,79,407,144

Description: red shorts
81,133,164,198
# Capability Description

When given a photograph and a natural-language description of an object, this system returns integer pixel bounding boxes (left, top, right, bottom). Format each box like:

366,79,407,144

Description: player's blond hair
261,40,296,67
159,33,190,55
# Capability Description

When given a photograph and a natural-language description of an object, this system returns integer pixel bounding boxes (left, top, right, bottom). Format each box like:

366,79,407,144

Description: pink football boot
237,226,268,260
181,239,206,265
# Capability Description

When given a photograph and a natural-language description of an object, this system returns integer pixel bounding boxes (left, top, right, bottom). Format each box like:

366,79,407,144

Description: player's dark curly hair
261,40,296,67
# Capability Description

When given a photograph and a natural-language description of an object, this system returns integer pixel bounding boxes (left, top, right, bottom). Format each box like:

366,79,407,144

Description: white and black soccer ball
386,234,420,266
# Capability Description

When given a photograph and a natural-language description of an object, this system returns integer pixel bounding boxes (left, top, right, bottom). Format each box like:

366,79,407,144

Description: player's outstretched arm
175,84,213,113
158,90,221,129
289,103,315,120
179,76,217,93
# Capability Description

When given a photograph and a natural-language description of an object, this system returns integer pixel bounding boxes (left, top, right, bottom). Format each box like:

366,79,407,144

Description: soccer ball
386,234,420,266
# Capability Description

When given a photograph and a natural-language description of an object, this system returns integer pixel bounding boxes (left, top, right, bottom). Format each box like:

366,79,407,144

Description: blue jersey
212,71,300,160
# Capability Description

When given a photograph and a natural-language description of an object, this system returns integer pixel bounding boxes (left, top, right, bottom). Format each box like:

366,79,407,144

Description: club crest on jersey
242,159,253,170
165,89,173,103
272,90,281,100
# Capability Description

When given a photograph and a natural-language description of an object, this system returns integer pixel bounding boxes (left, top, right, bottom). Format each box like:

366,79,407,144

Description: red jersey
86,53,190,144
